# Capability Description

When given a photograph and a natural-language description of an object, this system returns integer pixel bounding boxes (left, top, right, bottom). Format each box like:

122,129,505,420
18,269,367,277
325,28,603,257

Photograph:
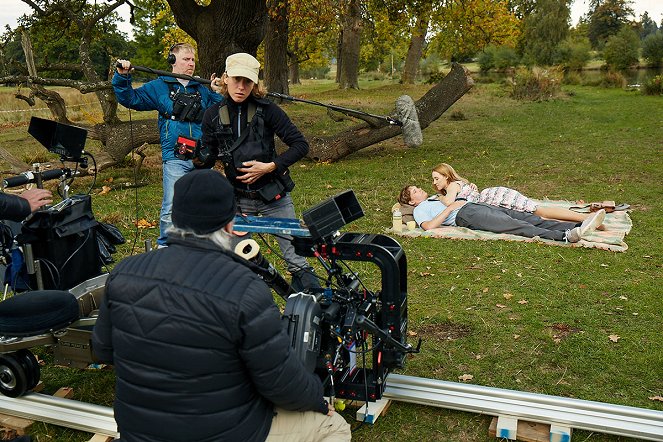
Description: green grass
1,77,662,441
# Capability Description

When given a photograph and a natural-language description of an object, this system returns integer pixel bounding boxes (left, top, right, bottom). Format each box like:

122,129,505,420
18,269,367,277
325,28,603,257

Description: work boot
291,267,321,292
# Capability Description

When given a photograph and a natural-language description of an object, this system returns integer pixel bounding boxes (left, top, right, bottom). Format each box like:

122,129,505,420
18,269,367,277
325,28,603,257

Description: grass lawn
0,74,661,441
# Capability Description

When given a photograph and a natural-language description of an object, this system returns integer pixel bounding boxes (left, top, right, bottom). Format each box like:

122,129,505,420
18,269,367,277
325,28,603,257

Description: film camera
234,190,421,403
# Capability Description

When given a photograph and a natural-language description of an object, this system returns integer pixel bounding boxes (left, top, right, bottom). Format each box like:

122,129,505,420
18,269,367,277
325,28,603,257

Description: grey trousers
455,203,578,241
233,193,311,273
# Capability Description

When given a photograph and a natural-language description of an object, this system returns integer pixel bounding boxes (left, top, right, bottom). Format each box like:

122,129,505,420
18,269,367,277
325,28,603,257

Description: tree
129,0,176,71
264,0,289,94
638,12,658,40
286,0,336,84
642,31,663,67
166,0,268,79
603,25,640,69
337,0,363,89
587,0,634,49
520,0,571,66
429,0,521,61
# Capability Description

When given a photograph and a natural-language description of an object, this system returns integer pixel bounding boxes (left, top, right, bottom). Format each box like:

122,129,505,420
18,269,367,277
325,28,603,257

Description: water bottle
392,208,403,232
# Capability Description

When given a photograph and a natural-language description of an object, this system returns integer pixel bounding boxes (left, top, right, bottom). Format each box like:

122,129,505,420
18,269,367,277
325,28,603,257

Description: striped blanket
388,199,632,252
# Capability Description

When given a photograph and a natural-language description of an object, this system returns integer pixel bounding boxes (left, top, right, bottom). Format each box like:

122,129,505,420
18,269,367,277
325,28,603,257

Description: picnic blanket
388,199,632,252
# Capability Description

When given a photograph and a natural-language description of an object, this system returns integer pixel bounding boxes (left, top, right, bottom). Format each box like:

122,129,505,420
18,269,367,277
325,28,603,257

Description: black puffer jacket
0,193,30,222
92,236,326,442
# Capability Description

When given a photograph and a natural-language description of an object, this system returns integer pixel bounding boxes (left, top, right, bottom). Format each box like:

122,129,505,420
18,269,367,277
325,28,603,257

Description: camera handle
355,314,421,355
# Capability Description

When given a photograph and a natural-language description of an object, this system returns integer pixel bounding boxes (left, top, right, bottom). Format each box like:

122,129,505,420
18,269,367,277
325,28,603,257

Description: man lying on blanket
398,185,605,243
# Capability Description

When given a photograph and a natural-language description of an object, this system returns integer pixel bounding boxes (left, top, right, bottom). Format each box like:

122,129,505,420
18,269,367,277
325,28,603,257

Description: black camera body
235,190,417,402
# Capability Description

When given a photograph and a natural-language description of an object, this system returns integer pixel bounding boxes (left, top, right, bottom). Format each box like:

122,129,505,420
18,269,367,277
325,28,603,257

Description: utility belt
234,171,295,203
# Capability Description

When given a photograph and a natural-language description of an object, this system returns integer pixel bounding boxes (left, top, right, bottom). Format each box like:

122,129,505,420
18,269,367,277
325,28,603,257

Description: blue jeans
159,159,194,246
233,193,311,273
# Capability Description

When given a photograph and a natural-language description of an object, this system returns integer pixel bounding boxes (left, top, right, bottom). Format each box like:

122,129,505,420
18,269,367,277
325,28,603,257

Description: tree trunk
264,0,289,94
166,0,269,78
338,0,362,89
288,41,301,85
401,15,429,85
335,31,342,84
307,63,474,162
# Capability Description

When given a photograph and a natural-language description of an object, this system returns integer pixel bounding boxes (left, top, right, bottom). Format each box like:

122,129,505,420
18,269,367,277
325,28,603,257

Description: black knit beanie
171,169,237,234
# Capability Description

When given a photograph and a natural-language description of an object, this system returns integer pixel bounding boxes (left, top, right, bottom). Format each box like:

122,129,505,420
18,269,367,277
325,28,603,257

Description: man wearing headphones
114,43,221,247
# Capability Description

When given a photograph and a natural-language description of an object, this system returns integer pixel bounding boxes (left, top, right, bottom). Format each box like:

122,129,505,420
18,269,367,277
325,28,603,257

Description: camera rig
233,190,421,403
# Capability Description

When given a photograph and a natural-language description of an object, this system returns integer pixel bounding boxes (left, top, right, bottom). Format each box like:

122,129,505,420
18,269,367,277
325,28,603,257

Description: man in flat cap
92,169,350,442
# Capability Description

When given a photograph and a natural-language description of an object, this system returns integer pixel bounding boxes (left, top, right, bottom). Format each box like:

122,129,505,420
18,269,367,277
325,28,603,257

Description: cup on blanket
406,221,417,230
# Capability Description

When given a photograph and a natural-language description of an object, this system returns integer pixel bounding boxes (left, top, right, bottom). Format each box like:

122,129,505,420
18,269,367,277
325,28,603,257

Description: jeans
233,193,311,273
158,159,194,246
456,203,578,241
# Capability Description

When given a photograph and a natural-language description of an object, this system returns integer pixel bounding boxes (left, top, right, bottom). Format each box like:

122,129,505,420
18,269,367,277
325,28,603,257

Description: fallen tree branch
306,63,474,162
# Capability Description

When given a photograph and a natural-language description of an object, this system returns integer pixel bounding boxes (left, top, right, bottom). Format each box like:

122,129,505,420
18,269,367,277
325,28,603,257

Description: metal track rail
384,374,663,441
1,376,662,441
0,392,117,437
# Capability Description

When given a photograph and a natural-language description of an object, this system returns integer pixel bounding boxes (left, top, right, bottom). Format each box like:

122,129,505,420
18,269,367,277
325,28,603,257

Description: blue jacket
112,72,221,161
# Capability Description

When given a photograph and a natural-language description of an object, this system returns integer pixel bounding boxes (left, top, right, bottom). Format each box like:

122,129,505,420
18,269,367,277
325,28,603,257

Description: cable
123,75,142,257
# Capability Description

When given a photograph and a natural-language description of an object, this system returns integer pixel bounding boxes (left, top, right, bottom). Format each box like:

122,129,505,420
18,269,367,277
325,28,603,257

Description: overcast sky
1,0,662,37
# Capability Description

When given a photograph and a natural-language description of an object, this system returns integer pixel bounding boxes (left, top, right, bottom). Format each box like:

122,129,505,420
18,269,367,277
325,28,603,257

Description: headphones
167,43,183,65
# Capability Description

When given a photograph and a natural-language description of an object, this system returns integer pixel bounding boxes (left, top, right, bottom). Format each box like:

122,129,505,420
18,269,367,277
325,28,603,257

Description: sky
1,0,663,36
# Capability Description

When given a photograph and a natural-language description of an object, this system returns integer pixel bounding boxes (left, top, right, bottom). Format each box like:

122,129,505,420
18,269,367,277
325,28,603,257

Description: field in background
0,75,661,441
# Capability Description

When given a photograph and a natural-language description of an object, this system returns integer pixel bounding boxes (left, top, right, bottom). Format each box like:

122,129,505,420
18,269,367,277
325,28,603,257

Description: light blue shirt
413,198,460,227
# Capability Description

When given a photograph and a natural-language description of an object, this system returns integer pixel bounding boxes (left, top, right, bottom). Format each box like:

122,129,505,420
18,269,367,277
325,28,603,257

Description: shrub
510,67,562,101
603,27,640,70
642,32,663,67
642,75,663,95
477,45,519,72
477,47,496,72
600,70,626,88
562,71,582,85
494,46,520,70
554,37,592,71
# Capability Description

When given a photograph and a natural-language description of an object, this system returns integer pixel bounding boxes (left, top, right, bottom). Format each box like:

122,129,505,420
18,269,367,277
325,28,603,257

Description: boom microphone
3,168,70,188
116,61,424,147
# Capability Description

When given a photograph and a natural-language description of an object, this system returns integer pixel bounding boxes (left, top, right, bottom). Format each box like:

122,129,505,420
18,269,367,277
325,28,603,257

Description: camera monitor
28,117,87,161
302,190,364,241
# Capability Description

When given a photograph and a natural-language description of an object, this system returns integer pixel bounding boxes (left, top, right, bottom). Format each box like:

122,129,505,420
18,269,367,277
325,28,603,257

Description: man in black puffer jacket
1,188,52,221
92,169,350,442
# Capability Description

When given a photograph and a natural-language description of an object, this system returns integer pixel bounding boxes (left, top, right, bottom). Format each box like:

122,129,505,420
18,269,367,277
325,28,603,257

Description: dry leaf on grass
649,396,663,402
518,299,528,304
503,293,513,300
496,304,506,309
608,334,620,342
98,185,111,195
135,218,157,229
458,374,474,382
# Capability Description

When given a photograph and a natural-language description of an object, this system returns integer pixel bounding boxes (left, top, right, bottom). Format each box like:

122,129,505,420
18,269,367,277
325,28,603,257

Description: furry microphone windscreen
395,95,423,147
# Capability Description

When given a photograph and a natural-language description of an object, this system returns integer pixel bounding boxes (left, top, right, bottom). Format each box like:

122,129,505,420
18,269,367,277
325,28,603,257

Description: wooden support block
31,381,45,393
0,414,33,435
87,434,115,442
489,417,565,442
496,415,519,440
550,424,572,442
355,398,391,424
53,387,74,398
